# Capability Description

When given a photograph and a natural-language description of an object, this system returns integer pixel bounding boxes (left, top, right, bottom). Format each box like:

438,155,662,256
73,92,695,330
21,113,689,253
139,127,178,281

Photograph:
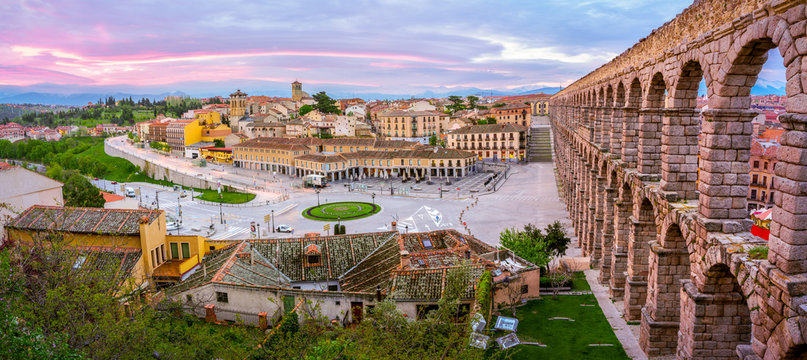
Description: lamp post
257,224,261,240
219,193,224,224
371,192,376,205
271,209,275,233
316,187,321,206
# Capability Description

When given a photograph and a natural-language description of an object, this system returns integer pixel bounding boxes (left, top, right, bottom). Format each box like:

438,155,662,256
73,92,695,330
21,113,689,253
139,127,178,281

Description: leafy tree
499,221,570,270
213,138,225,148
485,116,497,124
475,270,492,320
447,95,465,113
63,173,105,207
298,104,314,116
311,92,341,114
466,95,479,109
499,226,551,268
429,134,438,146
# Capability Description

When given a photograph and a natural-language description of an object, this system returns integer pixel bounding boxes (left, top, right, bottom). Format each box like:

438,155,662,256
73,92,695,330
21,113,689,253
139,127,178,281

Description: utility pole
219,193,224,224
271,209,275,233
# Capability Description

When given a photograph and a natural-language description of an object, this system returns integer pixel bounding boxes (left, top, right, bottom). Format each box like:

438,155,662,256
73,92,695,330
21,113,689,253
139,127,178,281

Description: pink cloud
0,65,93,86
370,62,413,68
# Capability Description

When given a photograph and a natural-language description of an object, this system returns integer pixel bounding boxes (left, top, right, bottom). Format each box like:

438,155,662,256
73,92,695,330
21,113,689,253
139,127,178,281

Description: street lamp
315,187,321,206
219,193,224,224
257,224,261,240
371,192,376,205
271,209,275,233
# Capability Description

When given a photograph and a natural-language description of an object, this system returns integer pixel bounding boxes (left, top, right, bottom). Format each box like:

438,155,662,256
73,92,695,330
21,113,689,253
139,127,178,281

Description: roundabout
302,201,381,221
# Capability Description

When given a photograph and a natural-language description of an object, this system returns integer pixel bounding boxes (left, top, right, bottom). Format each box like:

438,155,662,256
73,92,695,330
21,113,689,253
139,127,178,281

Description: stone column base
623,277,647,321
639,306,679,356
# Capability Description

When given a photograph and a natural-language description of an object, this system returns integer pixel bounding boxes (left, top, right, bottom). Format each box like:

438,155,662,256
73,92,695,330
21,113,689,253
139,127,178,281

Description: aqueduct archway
551,1,807,359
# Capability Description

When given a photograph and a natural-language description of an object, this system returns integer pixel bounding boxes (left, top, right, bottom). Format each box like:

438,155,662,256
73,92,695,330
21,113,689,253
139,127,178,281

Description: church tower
292,80,303,102
229,89,247,132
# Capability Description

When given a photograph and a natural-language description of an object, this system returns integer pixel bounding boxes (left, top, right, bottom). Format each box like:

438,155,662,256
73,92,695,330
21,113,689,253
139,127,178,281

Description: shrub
748,246,768,260
475,270,492,320
339,224,346,235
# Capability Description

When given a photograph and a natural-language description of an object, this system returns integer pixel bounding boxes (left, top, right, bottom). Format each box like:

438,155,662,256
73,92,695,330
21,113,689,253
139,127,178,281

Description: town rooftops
494,102,530,110
450,123,529,135
10,205,162,235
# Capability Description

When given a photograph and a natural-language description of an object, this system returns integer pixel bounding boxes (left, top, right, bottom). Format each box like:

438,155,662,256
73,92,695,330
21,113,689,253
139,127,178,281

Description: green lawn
196,190,256,204
87,141,255,204
501,294,628,360
302,201,380,221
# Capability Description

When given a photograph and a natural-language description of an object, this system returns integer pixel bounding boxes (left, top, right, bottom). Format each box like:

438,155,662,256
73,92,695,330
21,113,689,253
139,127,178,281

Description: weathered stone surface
548,2,807,358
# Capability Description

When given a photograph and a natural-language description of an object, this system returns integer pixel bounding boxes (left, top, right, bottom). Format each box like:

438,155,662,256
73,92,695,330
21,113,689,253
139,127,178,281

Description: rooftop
10,205,161,235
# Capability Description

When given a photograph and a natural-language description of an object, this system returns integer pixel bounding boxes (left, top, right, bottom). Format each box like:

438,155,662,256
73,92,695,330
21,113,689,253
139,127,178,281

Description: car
94,177,99,181
276,225,294,233
111,181,118,185
166,219,181,231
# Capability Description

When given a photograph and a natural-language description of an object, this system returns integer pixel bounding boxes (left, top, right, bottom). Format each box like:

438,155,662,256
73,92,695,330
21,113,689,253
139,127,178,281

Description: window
750,189,757,200
521,285,529,294
181,243,191,259
762,176,767,186
328,284,338,292
422,237,433,249
752,174,759,184
170,243,180,259
764,162,768,170
753,160,759,168
308,254,321,265
216,291,228,303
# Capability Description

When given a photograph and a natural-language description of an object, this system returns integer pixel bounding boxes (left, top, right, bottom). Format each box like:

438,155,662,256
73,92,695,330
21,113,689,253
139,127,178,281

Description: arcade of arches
550,1,807,359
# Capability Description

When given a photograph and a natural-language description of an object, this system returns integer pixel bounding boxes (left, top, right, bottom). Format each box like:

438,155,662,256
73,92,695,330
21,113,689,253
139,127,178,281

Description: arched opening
638,72,667,175
639,223,691,356
622,78,643,167
662,60,704,200
609,180,633,299
601,85,614,151
611,82,625,156
677,263,751,359
623,197,655,321
598,167,619,284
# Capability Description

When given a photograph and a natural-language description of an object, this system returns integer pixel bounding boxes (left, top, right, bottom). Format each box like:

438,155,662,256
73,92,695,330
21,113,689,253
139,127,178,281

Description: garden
302,201,381,221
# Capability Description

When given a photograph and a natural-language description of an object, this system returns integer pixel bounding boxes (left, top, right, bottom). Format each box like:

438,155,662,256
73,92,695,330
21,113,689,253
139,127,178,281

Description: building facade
378,110,451,142
446,123,528,162
490,102,531,126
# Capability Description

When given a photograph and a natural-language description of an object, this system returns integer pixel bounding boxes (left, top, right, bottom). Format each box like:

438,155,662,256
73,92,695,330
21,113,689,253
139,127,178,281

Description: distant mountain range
0,81,785,106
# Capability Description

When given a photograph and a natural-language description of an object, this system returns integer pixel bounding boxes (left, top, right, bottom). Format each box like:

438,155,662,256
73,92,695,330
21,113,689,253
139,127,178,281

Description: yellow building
7,205,210,289
166,119,202,152
200,147,233,164
194,109,222,126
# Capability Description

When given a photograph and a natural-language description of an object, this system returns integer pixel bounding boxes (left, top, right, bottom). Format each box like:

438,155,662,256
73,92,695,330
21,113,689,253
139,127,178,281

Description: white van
125,187,136,198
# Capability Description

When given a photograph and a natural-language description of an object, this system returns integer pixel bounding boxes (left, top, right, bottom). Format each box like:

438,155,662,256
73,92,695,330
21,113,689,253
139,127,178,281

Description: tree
62,173,105,208
466,95,479,109
499,226,551,268
312,92,341,114
298,104,314,116
213,139,225,148
485,116,497,124
447,95,465,113
543,221,571,258
429,134,438,146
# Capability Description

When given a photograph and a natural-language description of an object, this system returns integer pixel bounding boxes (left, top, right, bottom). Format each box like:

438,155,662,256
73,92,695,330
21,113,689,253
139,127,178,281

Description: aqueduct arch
550,1,807,358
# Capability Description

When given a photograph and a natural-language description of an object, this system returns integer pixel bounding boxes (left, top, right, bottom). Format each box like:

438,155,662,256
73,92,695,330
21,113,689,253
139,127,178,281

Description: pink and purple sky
0,0,786,99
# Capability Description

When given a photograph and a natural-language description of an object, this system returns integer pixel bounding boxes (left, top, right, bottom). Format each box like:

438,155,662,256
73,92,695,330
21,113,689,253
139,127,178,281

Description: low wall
105,142,217,190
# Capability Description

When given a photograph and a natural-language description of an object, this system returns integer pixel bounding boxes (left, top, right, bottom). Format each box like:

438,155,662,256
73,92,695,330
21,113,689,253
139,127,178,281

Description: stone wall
549,1,807,358
105,142,217,190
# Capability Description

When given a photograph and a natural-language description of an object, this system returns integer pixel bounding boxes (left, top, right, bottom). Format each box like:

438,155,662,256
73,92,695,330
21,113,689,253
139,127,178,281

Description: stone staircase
528,126,553,162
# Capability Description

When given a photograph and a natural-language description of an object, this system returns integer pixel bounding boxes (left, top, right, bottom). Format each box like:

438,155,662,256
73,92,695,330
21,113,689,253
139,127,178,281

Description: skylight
422,237,433,249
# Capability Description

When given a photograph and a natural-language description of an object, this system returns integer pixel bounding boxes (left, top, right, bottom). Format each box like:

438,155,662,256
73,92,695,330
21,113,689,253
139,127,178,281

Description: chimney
400,250,410,268
203,263,207,278
465,250,471,260
376,285,382,301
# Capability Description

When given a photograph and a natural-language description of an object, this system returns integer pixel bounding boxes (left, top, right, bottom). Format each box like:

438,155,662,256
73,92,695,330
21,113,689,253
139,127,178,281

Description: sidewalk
584,269,648,360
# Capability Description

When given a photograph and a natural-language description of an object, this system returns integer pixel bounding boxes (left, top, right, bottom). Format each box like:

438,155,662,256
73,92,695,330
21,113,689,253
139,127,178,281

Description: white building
0,163,64,241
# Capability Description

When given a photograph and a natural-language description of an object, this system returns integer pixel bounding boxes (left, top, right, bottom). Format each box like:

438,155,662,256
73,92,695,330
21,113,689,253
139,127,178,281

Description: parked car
125,187,136,198
166,219,181,231
276,225,294,233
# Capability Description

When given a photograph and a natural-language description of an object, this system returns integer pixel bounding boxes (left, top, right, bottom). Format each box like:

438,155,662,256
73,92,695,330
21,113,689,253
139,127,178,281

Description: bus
303,174,327,188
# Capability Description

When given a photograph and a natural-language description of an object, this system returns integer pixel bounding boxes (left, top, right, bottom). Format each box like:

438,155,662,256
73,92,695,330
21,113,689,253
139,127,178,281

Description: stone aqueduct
549,0,807,359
